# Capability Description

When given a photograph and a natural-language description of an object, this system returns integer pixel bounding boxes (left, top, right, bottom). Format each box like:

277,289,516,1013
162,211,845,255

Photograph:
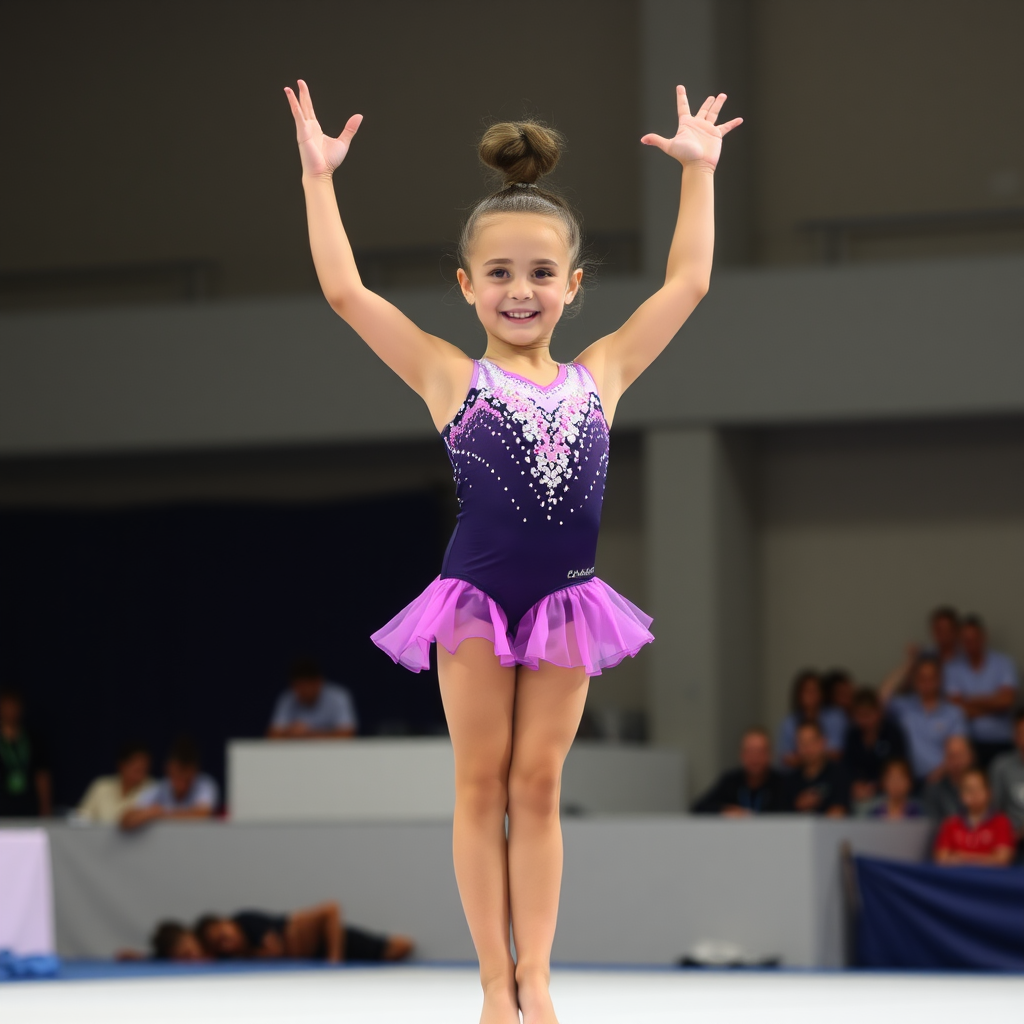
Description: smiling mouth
501,311,539,321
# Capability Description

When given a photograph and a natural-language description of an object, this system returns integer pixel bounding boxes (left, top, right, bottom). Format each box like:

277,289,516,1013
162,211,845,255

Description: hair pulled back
458,120,585,300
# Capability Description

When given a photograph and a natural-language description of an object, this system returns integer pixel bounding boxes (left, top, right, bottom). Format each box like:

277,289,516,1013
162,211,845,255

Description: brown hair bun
478,120,563,185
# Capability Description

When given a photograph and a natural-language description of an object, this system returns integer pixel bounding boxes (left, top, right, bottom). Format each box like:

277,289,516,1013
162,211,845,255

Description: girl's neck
483,337,557,372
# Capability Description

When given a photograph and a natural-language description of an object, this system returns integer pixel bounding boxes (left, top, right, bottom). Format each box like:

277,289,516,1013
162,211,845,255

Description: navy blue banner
855,855,1024,970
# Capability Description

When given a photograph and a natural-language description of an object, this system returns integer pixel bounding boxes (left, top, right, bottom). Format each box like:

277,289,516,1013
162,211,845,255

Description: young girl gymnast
285,79,740,1024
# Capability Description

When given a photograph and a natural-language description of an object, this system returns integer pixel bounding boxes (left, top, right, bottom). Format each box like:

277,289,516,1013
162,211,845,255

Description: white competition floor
3,966,1024,1024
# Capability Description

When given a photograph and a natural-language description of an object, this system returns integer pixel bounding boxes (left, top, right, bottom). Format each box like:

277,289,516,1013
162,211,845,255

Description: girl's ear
564,267,584,305
456,267,475,305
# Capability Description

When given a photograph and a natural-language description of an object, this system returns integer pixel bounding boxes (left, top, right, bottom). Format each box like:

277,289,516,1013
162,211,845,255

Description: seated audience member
120,736,219,830
922,735,975,821
863,758,923,819
0,685,52,818
692,728,789,816
933,768,1015,867
76,741,154,824
989,709,1024,855
775,670,848,768
823,668,855,721
843,687,908,805
151,922,209,961
785,722,850,817
943,616,1019,769
882,654,967,783
268,658,358,739
196,902,413,963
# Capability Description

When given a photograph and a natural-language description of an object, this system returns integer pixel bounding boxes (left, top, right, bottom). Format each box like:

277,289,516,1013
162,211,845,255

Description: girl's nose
509,279,533,299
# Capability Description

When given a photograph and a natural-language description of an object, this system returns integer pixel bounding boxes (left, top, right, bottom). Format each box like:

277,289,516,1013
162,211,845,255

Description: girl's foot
480,976,520,1024
516,965,559,1024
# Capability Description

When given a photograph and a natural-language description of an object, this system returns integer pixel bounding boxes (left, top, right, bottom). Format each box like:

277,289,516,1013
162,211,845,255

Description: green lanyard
0,735,30,796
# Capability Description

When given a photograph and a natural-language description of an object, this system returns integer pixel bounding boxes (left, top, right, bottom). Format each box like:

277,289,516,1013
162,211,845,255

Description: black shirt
842,718,907,783
0,729,50,817
233,911,289,953
692,768,790,815
785,762,850,814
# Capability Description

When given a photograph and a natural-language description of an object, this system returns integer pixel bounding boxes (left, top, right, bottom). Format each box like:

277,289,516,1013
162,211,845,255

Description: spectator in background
195,902,413,962
863,759,923,820
989,709,1024,857
922,734,975,822
76,741,154,824
823,668,855,722
944,616,1018,769
843,687,908,807
928,605,965,680
692,728,789,816
120,736,219,830
0,686,51,818
933,768,1015,867
882,654,967,783
885,608,965,706
775,670,847,768
785,722,849,817
267,658,358,739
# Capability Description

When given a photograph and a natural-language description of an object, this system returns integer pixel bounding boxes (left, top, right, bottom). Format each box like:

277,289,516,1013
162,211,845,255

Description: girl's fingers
283,87,303,124
718,117,744,136
707,93,727,125
640,132,671,151
675,85,691,120
297,79,316,120
337,112,363,144
695,95,716,120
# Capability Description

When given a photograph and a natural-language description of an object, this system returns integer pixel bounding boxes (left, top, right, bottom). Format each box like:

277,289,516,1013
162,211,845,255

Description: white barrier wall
11,817,931,967
227,739,687,821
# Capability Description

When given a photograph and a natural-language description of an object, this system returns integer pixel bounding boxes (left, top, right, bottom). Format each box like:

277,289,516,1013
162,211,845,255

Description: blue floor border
4,959,1022,984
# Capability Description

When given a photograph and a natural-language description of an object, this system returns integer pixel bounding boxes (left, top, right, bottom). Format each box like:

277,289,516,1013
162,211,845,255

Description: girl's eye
534,270,553,278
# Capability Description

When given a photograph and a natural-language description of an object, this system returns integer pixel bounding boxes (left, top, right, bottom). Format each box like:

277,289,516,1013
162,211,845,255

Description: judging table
0,828,55,956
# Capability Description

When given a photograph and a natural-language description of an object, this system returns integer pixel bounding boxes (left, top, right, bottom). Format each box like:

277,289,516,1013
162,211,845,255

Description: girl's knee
507,763,561,819
456,771,509,817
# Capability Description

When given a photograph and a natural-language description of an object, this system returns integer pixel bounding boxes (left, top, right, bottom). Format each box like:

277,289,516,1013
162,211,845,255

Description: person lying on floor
194,901,414,963
116,920,211,961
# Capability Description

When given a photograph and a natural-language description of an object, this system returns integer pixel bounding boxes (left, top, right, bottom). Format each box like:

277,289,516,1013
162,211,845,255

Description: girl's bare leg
438,639,519,1024
506,662,590,1024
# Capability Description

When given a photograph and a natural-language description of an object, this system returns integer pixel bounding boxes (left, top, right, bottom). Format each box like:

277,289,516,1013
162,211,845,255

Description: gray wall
3,256,1023,456
15,818,930,967
759,418,1024,728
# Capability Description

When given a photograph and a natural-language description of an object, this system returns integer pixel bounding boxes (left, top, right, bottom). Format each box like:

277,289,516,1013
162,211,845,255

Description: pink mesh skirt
371,576,653,676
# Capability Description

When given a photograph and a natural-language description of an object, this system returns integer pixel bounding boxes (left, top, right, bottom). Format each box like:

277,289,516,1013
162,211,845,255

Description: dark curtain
0,492,447,811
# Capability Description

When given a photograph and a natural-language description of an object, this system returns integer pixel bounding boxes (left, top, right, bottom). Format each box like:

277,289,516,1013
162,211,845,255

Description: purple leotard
371,358,653,675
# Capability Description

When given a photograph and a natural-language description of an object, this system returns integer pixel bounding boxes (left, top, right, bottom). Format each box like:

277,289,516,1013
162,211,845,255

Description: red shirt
934,813,1016,857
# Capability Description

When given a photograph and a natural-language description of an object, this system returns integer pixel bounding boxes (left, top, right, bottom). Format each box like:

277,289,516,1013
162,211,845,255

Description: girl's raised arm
576,86,741,421
284,81,471,430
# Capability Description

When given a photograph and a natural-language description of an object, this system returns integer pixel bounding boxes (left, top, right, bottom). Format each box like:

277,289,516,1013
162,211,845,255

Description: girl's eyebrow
483,257,560,266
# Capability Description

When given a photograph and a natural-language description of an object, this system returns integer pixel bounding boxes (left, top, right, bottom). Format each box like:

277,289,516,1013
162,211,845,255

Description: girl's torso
439,358,610,626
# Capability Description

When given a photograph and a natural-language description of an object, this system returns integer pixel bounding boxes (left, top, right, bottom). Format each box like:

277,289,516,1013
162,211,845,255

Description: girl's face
960,773,989,816
882,765,912,803
458,213,582,351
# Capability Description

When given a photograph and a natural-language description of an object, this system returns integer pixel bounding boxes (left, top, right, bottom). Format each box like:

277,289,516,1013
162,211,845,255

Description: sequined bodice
439,358,610,626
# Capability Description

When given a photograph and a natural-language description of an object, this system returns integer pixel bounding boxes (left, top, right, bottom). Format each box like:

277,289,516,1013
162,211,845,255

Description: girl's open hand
641,85,741,170
284,79,362,179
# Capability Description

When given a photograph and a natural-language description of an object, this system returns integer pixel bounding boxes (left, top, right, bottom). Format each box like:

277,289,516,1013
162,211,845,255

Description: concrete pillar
640,0,754,271
644,426,758,797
